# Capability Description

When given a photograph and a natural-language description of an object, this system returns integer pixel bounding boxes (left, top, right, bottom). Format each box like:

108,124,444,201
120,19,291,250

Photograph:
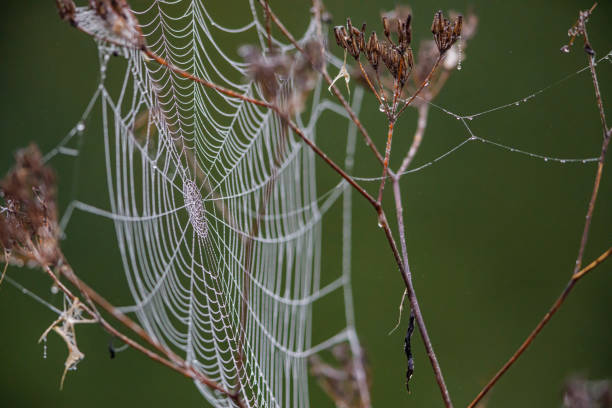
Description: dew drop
377,221,383,228
544,158,549,162
561,160,566,164
50,285,59,295
456,116,461,120
522,98,528,103
466,116,473,121
379,104,386,113
582,159,587,163
424,81,430,87
514,101,520,106
560,44,571,54
43,338,47,359
76,122,86,132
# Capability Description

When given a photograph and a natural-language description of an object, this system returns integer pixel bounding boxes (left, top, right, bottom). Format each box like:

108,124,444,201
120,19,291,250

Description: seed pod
382,16,390,41
333,26,344,47
405,15,412,45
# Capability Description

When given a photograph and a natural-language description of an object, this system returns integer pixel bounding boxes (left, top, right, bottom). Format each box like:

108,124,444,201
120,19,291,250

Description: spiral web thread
39,1,612,407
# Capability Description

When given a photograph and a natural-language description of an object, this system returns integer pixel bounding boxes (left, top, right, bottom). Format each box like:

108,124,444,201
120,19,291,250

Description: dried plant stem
398,104,429,175
467,247,611,408
377,120,395,204
468,33,610,406
397,57,441,118
357,60,382,105
263,0,273,51
44,262,246,407
391,179,453,408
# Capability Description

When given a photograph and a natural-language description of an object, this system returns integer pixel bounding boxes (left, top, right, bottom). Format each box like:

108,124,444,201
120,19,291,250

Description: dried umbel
334,13,415,86
0,145,62,268
431,10,462,55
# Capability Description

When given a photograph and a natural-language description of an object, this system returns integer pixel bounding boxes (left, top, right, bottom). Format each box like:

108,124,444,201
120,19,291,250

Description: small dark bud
382,16,390,40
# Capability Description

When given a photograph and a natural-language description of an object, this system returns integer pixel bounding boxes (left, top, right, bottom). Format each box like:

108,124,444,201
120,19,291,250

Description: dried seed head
0,145,62,268
333,26,344,47
382,16,391,41
431,10,462,54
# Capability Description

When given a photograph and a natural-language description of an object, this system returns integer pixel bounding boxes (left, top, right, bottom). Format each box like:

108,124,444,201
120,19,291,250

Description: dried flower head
334,11,414,86
0,144,62,268
431,10,462,54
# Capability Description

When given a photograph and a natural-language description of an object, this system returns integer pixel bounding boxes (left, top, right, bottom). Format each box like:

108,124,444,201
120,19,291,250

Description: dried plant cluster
0,145,62,269
332,8,465,118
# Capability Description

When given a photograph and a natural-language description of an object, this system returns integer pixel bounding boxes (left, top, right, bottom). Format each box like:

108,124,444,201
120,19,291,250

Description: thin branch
357,60,382,105
263,0,273,52
467,247,612,408
51,263,246,407
390,179,453,408
396,57,442,118
376,120,395,204
397,103,429,175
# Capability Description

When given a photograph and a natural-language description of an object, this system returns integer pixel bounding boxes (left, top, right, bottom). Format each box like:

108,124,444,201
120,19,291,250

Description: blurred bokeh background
1,1,611,407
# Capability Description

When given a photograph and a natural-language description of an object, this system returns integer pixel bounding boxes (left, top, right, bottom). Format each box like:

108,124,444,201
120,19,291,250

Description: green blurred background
1,1,611,407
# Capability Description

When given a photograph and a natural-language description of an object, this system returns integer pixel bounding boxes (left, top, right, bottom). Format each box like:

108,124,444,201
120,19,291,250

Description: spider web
34,1,612,407
46,1,367,407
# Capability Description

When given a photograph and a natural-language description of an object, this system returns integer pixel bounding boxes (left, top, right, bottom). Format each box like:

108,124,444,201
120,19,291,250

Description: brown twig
396,57,442,118
390,179,453,408
52,263,246,407
357,60,382,105
398,104,429,175
467,247,612,408
376,120,395,204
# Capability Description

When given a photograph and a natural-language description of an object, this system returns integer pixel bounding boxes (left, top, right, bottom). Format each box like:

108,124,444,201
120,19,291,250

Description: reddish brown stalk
396,57,442,118
40,263,244,407
375,200,453,407
390,180,453,408
357,60,382,105
263,0,273,51
467,247,611,408
377,120,395,204
398,104,429,175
